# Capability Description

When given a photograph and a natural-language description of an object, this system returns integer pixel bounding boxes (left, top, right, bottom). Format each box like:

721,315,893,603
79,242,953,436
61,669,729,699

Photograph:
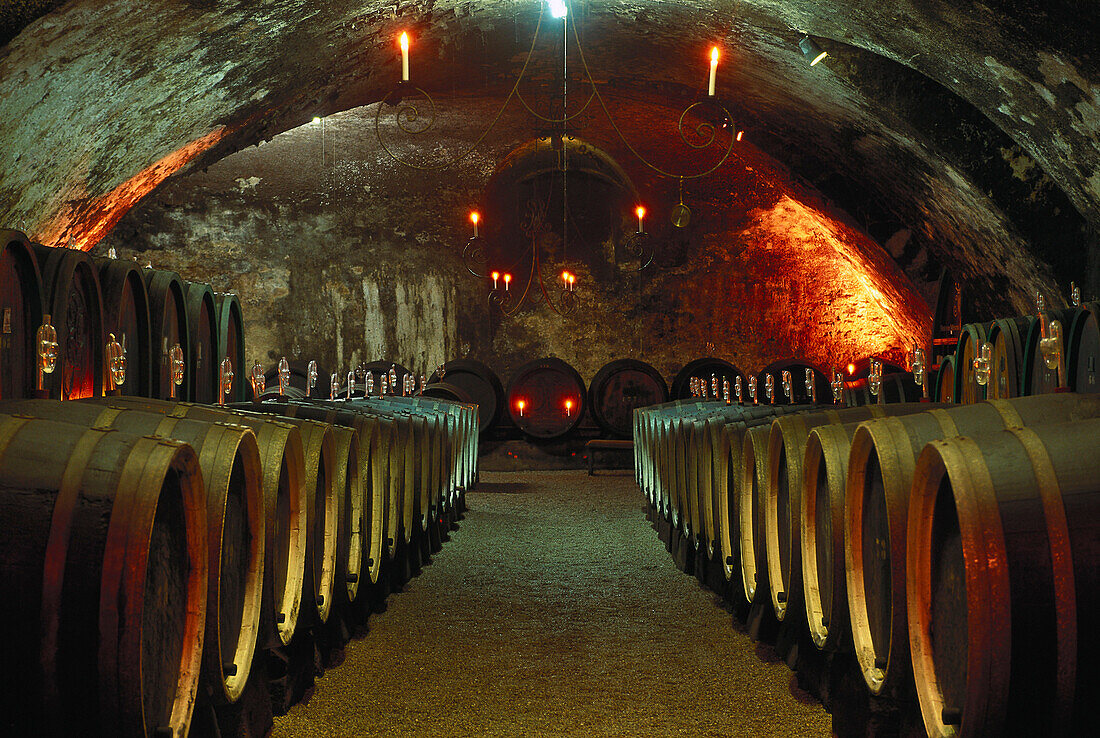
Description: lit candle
517,399,525,417
470,211,480,238
568,274,575,291
400,32,410,82
503,273,512,291
708,47,719,97
736,130,743,141
491,270,500,290
635,205,646,233
847,362,856,375
564,398,573,417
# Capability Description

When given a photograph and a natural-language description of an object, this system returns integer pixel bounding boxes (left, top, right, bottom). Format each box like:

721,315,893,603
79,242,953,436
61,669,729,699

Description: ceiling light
799,36,828,66
547,0,568,19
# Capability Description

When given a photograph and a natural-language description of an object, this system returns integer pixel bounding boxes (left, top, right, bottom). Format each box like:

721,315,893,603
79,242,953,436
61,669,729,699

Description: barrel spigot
436,362,446,381
911,345,928,400
106,333,126,391
366,373,374,396
169,344,185,400
869,359,883,403
1070,281,1080,307
250,360,265,401
735,376,743,404
277,357,290,397
219,357,234,406
831,370,844,405
381,374,389,396
420,374,427,395
388,364,397,390
710,373,718,399
330,372,339,400
804,367,817,404
346,371,356,400
973,342,992,386
765,374,775,404
748,376,758,405
36,315,58,393
1039,319,1066,387
307,360,318,395
1036,291,1045,316
722,377,730,405
781,370,793,402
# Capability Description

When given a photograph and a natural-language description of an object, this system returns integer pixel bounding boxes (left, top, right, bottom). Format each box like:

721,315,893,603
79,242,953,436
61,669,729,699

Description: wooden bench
586,439,634,475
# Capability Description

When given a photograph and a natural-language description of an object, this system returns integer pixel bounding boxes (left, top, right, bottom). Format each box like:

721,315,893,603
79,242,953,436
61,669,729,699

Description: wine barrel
326,425,361,603
588,358,668,438
764,404,933,621
1066,301,1100,393
1023,307,1080,395
953,322,989,403
633,399,722,509
214,293,246,402
96,258,152,398
145,269,190,401
908,420,1100,737
82,396,307,648
935,356,956,403
506,357,586,439
0,398,265,704
429,359,505,434
33,244,105,400
758,358,830,405
987,316,1034,399
801,421,862,651
670,357,745,400
0,415,206,737
739,424,773,605
0,230,44,400
845,393,1100,697
184,282,218,404
421,381,474,404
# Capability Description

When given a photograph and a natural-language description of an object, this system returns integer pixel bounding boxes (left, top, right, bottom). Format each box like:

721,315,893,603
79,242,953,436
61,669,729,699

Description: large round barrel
1,398,265,704
935,355,956,403
0,230,44,400
757,358,830,405
635,399,723,515
588,358,668,438
908,420,1100,737
326,425,361,604
0,415,207,737
1067,301,1099,393
96,258,152,398
845,393,1100,697
145,269,190,401
421,381,473,404
184,282,219,404
764,404,933,621
33,244,105,400
953,322,989,403
801,421,862,651
429,359,504,433
506,357,586,439
739,424,773,605
1024,307,1080,394
670,357,744,400
82,396,307,648
987,316,1034,399
214,293,246,402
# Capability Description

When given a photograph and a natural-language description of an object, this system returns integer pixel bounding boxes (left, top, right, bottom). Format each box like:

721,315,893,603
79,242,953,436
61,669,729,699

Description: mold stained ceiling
0,1,1096,314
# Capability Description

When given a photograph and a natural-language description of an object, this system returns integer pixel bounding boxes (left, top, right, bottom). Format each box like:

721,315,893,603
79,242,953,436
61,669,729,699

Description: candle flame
847,363,856,375
710,46,720,63
568,274,575,285
635,205,646,219
561,270,571,281
491,270,500,280
470,211,479,224
503,273,512,284
400,32,409,50
736,130,743,141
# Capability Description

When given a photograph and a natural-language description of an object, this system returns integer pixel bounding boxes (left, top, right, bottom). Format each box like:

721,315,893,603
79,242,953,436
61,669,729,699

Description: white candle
400,33,410,82
635,205,646,233
470,211,479,238
708,47,719,96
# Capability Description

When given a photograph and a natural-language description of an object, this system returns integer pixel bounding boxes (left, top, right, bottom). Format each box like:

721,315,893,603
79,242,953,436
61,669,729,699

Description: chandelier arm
567,11,740,180
374,9,547,171
514,87,597,124
499,246,540,317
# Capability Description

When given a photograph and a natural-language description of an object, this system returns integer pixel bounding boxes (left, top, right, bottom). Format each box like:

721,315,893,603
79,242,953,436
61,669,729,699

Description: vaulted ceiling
1,1,1096,314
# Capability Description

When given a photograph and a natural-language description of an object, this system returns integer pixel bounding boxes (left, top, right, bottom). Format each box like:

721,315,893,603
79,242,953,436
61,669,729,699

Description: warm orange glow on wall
36,127,229,250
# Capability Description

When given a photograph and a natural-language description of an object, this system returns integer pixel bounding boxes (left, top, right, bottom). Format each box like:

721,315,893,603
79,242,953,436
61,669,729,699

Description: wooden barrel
1024,307,1080,394
327,425,362,603
801,421,862,650
96,258,152,398
421,381,474,404
764,404,933,621
845,393,1100,697
184,282,219,404
953,322,989,403
588,358,668,438
0,415,206,737
429,359,505,433
935,356,956,403
506,357,586,439
758,358,830,405
33,244,105,400
634,399,722,507
987,316,1034,399
0,230,44,400
670,357,744,400
739,424,773,604
1066,301,1100,393
908,420,1100,737
145,269,190,401
214,293,246,402
81,396,307,649
1,398,265,704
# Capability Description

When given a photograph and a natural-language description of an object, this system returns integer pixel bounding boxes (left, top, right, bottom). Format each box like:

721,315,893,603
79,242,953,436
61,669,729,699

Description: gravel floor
273,470,833,737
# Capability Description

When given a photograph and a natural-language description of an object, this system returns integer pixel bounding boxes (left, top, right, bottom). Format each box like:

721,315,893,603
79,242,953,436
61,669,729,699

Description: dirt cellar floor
273,470,833,737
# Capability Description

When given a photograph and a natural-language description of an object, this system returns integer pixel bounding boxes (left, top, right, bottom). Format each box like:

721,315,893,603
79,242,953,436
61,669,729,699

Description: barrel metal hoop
869,406,886,418
0,415,34,464
94,406,126,431
1004,426,1077,728
154,415,181,439
928,408,960,438
824,409,841,425
987,400,1025,430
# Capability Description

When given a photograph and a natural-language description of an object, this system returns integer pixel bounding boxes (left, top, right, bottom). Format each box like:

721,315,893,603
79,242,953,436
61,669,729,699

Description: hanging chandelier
373,1,743,316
